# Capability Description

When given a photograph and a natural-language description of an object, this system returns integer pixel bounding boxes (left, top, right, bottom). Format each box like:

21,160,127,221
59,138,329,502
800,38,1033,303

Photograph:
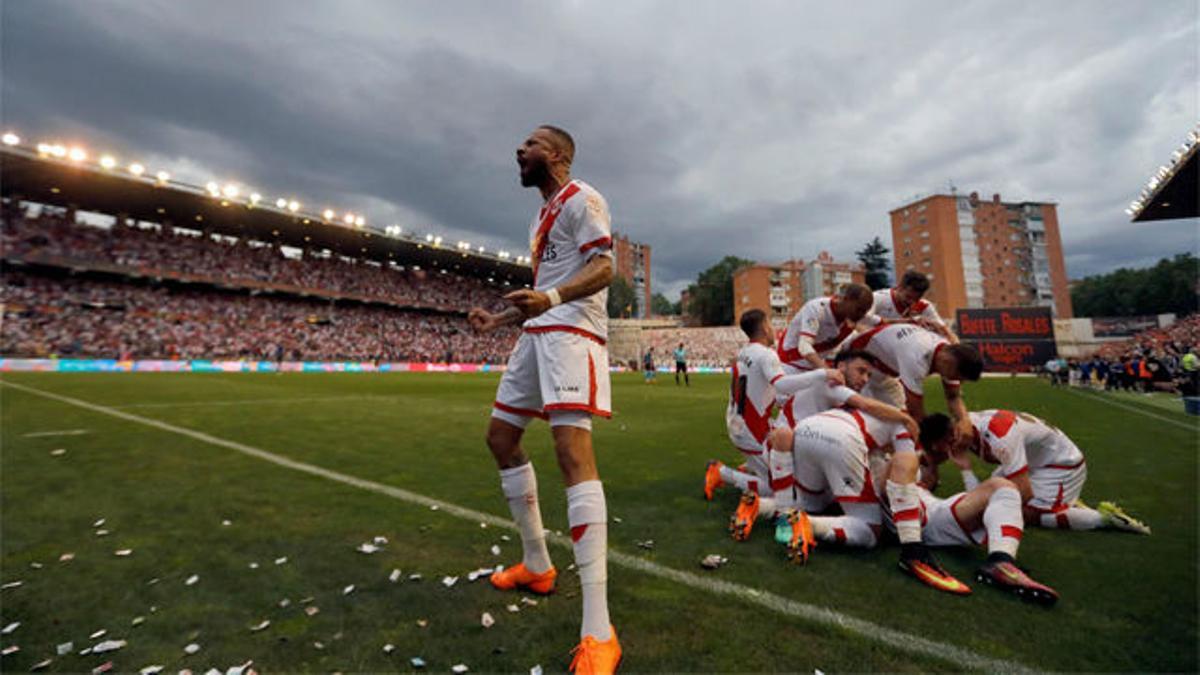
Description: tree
856,236,891,290
607,274,638,318
1071,253,1199,317
685,255,755,326
650,292,677,316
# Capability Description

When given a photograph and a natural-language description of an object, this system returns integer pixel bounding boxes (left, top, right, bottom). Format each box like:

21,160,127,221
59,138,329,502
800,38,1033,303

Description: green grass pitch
1,372,1196,672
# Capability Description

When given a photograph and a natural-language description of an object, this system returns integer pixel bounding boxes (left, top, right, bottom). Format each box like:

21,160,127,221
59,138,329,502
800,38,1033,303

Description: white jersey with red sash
864,288,946,328
778,296,855,372
848,323,957,398
727,342,785,450
523,179,613,341
492,179,614,422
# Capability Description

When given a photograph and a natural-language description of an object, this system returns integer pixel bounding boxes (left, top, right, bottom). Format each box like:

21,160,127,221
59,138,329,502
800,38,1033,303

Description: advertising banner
956,307,1057,372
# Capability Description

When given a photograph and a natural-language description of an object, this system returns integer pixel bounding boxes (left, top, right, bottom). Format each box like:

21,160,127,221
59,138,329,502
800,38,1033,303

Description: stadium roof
1128,124,1199,222
0,143,533,284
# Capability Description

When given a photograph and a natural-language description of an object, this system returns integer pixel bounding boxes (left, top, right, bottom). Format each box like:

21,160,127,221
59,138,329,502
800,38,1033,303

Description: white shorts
1025,461,1087,513
923,492,983,547
492,329,611,429
792,414,879,514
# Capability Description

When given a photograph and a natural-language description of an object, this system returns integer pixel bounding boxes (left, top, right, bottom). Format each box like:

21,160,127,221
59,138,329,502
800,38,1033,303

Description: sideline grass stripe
1063,387,1196,431
0,379,1030,673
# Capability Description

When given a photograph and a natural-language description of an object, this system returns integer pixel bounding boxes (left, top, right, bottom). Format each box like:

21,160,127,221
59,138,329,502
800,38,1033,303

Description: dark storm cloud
3,0,1196,297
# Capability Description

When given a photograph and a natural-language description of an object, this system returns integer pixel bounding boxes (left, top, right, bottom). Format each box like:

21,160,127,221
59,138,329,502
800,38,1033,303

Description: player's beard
520,160,548,187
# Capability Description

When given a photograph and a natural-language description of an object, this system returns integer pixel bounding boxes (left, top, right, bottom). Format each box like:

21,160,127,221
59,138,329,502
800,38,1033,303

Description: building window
921,244,931,253
922,259,932,268
920,230,930,238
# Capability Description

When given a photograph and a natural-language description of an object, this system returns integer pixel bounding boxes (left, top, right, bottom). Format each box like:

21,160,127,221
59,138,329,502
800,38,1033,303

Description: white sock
809,515,878,547
983,487,1023,558
1039,506,1104,530
767,446,795,512
718,464,767,495
886,480,922,544
567,480,611,641
499,464,552,573
756,495,777,520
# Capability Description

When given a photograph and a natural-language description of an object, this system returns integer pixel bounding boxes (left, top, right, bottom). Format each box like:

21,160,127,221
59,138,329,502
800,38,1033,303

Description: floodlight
99,155,117,169
2,133,20,146
129,163,145,176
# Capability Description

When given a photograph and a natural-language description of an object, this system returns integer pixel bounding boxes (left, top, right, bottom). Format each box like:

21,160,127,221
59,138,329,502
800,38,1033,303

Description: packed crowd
1044,314,1200,395
640,326,746,368
1,211,507,311
0,271,519,363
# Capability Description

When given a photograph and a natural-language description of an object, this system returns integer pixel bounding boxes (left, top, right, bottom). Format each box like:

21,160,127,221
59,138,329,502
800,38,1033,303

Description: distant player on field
919,410,1151,534
468,125,620,673
777,284,875,373
674,342,689,386
861,270,958,344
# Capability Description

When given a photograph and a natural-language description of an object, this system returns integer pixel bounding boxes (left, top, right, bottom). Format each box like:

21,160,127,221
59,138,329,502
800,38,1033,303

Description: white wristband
546,287,562,307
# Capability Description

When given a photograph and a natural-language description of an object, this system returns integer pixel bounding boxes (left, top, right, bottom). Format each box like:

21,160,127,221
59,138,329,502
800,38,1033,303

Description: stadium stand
1,209,520,362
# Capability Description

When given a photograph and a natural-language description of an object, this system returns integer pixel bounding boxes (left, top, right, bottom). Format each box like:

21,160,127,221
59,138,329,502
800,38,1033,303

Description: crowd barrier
0,359,506,373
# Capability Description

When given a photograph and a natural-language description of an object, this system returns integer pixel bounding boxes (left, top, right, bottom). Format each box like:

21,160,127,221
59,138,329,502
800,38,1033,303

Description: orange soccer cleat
729,491,760,541
784,510,817,565
899,546,972,596
569,626,622,674
704,460,724,501
489,562,557,595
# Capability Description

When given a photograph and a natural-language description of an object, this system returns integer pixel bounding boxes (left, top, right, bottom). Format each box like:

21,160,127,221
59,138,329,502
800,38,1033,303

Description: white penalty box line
0,379,1029,674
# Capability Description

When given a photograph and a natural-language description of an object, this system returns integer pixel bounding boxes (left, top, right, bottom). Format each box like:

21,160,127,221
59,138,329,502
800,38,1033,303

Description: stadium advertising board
955,307,1057,372
0,359,505,373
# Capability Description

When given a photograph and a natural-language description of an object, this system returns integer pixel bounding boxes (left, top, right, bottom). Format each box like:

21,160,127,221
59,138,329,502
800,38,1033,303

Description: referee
674,342,689,386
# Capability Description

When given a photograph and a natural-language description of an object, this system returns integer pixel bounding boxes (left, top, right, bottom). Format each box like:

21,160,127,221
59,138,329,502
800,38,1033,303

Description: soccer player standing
674,342,689,386
468,125,620,673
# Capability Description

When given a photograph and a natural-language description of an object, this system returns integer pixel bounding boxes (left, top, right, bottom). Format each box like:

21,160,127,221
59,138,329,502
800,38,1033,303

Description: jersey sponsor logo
987,410,1017,438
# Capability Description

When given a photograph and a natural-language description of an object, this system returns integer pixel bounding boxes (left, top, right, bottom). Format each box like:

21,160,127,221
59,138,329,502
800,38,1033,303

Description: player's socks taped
886,480,922,544
983,486,1023,558
809,515,877,547
500,463,552,574
1040,506,1104,530
961,468,980,490
567,480,611,641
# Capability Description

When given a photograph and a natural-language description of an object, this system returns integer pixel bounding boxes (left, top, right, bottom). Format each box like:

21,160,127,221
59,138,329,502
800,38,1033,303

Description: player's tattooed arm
468,305,524,333
503,254,613,318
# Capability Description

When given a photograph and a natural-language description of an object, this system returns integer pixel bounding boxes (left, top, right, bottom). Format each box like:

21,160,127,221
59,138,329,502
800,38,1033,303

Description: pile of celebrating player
705,271,1151,606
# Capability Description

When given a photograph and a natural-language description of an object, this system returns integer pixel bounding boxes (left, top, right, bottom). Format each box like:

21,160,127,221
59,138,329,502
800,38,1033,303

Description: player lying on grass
715,349,917,540
918,410,1150,534
783,456,1059,603
763,406,967,591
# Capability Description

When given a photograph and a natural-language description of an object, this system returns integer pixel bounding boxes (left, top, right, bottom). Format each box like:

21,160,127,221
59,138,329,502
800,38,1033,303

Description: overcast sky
3,1,1197,298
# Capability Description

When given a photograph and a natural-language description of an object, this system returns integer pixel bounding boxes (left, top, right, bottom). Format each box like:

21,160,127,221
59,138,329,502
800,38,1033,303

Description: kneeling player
919,411,1150,534
768,408,966,592
725,350,917,540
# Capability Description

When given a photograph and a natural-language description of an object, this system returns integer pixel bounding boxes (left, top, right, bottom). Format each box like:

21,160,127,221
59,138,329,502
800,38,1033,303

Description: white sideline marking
22,429,90,438
1063,387,1196,432
114,395,392,409
0,379,1029,673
